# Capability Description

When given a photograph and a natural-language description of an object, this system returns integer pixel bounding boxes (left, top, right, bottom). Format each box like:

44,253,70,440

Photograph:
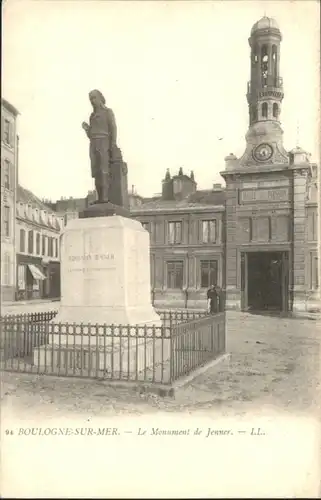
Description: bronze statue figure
82,90,117,203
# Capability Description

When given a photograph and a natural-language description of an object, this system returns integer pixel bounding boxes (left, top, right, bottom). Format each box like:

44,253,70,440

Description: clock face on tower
253,143,273,162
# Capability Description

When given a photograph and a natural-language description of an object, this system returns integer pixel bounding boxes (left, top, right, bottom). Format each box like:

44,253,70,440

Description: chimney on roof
190,170,195,182
178,167,183,176
224,153,238,170
162,168,174,201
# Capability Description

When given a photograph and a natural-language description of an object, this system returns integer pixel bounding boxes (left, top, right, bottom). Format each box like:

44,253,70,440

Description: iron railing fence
1,311,58,324
171,313,225,381
0,310,225,385
156,309,208,327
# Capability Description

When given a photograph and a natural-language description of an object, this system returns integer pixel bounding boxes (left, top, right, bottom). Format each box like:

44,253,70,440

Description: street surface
1,309,320,417
2,307,320,498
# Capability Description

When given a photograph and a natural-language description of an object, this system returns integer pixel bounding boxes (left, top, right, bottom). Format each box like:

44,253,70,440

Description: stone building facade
131,172,226,309
1,99,19,302
16,186,64,300
220,16,319,313
130,16,319,312
44,16,319,312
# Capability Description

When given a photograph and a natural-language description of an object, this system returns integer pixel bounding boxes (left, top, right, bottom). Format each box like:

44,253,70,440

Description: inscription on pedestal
67,253,116,273
69,253,114,262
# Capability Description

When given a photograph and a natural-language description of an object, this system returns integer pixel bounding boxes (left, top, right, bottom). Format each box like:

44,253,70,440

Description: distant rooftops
17,185,55,212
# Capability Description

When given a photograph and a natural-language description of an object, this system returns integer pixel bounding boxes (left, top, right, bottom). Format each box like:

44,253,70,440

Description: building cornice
16,215,60,233
131,205,225,216
1,98,19,117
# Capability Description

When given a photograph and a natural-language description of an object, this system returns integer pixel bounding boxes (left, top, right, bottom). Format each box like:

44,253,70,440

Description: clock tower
241,16,288,167
220,16,318,314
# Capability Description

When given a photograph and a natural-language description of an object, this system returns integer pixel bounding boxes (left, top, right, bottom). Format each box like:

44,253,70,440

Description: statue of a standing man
82,90,117,203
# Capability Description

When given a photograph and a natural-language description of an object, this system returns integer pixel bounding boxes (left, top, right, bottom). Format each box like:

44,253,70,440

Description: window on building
18,202,24,217
272,45,278,85
36,233,40,255
53,238,58,258
48,237,53,257
167,261,184,289
2,253,11,285
42,235,46,256
262,102,268,118
3,206,10,237
28,230,34,254
4,159,10,189
261,45,268,86
4,119,11,144
273,103,279,118
168,221,182,244
19,228,26,252
201,220,217,243
200,260,218,288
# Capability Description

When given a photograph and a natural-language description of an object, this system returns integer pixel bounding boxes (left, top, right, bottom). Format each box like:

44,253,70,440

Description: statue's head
89,90,106,108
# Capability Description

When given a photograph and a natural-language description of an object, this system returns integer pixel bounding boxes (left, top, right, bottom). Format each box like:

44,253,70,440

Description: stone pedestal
53,215,161,325
33,215,162,371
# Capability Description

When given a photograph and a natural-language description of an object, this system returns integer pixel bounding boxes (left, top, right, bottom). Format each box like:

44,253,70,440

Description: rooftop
251,16,280,36
131,189,225,212
18,185,57,213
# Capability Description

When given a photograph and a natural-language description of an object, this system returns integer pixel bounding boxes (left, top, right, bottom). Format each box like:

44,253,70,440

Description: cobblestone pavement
1,312,320,418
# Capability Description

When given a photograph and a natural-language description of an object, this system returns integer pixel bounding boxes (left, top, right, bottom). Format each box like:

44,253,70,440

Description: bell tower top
250,16,281,36
247,16,284,127
221,16,315,175
228,15,290,168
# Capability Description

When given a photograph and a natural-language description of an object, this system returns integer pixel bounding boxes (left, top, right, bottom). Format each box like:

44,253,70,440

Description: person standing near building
207,284,219,314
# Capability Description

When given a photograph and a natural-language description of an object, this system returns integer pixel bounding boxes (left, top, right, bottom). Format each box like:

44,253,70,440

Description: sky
3,0,320,202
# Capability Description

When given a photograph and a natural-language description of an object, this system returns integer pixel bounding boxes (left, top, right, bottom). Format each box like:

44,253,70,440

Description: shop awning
27,264,46,281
